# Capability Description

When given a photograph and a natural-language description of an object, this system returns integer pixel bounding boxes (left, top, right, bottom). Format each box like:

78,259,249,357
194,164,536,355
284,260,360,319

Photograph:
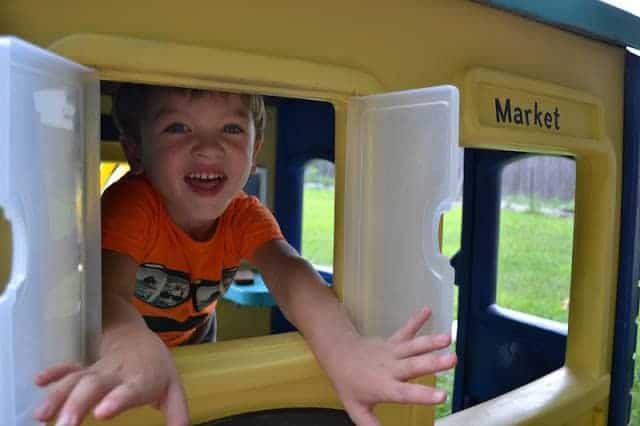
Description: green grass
496,209,573,322
301,187,640,421
633,368,640,426
301,187,335,267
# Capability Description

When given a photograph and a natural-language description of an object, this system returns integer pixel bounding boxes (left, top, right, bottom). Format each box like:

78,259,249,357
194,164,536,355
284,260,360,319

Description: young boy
34,84,456,426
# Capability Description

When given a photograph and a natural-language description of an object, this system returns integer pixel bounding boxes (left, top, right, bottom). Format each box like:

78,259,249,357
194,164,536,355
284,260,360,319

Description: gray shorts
184,312,217,345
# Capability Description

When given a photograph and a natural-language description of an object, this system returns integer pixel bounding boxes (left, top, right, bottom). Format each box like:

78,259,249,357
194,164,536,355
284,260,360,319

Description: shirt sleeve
101,175,157,263
230,194,285,260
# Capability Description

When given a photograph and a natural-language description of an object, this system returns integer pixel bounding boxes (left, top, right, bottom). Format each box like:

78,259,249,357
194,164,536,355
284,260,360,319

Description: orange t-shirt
101,173,284,347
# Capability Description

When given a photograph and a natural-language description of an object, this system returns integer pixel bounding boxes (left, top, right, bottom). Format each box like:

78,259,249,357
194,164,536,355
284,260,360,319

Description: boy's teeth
188,172,223,180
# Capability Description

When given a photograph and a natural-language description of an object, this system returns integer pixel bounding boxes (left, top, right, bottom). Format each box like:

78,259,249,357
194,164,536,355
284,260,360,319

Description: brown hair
112,83,266,143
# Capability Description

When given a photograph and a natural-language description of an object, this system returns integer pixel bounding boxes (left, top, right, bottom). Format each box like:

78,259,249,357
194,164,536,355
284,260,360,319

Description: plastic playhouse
1,1,640,425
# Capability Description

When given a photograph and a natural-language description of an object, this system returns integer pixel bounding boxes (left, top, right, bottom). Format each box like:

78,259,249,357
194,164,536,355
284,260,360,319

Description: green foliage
304,159,335,189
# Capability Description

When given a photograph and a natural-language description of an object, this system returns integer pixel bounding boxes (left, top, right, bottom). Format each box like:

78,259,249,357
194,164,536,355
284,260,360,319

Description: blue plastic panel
274,98,335,252
271,98,335,333
477,0,640,49
608,48,640,426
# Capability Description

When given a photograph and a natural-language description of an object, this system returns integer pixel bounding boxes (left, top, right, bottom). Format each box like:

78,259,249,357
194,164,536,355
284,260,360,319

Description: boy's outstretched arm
251,240,457,426
33,250,190,426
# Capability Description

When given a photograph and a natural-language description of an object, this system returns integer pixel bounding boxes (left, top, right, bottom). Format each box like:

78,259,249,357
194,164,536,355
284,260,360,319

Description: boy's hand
33,328,189,426
322,308,456,426
252,242,456,426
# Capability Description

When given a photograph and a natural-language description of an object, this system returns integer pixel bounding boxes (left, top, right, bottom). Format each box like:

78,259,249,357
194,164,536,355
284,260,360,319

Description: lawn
302,186,640,422
301,187,335,267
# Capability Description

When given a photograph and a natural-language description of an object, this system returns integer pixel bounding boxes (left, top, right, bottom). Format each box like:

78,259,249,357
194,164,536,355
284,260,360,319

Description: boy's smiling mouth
184,171,227,196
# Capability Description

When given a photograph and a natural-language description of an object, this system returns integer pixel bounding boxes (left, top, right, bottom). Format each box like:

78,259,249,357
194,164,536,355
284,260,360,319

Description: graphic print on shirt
134,263,239,311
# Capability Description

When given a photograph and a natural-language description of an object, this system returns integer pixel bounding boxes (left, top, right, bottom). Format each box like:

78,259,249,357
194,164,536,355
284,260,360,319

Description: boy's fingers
393,333,451,358
388,382,448,405
93,382,147,420
160,381,191,426
33,373,84,422
94,379,190,425
389,307,431,343
56,373,116,426
396,352,457,381
344,404,381,426
34,362,83,386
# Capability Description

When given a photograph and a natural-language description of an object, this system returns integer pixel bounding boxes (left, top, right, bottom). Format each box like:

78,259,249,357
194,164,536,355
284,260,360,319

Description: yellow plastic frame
437,68,618,425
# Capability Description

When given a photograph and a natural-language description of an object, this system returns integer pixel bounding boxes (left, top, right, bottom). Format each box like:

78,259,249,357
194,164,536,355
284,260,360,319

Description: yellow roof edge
49,33,383,100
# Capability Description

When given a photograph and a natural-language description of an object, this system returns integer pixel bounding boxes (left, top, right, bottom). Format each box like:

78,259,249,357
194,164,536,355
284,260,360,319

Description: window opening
497,155,575,323
99,81,334,341
302,159,335,271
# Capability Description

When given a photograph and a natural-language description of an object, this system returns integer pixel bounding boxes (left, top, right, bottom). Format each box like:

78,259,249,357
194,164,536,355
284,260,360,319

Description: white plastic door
343,86,460,340
0,37,100,425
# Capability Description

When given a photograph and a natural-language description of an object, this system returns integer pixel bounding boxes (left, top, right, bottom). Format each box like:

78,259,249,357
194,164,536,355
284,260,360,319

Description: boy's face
128,89,262,238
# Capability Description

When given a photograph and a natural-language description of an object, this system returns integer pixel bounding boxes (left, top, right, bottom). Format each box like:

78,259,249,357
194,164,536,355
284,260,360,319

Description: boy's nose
192,136,225,160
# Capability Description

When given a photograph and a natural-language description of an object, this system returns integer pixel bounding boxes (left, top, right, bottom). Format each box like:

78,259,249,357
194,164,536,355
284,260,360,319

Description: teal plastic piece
476,0,640,49
223,273,276,307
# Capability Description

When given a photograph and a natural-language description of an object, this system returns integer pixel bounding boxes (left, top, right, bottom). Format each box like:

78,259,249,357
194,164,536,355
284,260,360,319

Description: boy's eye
163,122,191,134
223,124,243,134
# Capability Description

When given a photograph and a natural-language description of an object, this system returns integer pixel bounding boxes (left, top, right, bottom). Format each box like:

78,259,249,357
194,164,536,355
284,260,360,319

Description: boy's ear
251,137,263,174
121,136,144,175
